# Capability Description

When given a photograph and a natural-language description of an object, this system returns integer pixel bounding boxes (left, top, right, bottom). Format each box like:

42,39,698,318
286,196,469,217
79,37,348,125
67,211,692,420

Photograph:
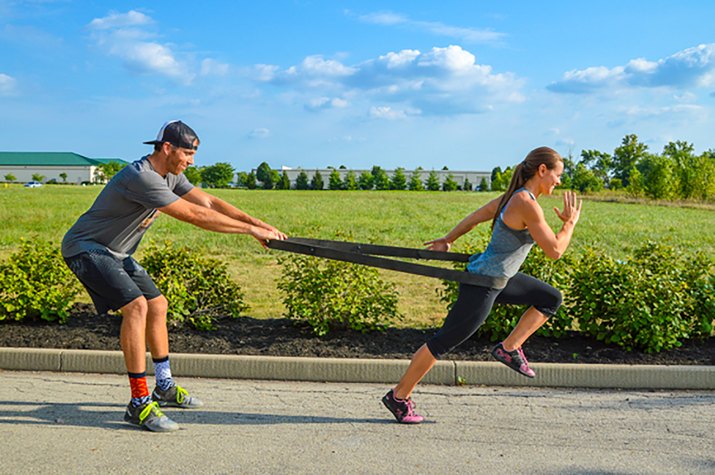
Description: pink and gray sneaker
382,389,424,424
491,342,536,378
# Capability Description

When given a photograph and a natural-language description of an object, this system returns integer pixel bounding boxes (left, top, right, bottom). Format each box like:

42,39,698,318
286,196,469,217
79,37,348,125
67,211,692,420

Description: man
62,120,286,432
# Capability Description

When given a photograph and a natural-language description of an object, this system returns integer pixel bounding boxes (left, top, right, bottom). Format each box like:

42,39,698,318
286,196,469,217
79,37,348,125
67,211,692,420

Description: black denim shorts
64,250,161,314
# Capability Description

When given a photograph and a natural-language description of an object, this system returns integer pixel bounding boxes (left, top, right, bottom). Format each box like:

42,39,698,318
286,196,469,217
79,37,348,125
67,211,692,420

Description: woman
382,146,582,424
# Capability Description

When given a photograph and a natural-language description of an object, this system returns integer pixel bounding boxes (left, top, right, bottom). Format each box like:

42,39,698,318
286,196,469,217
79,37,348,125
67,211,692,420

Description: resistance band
267,237,501,287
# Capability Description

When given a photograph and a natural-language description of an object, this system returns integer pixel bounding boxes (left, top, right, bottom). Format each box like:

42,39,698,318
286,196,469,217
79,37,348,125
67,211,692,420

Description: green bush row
1,239,712,353
0,240,247,331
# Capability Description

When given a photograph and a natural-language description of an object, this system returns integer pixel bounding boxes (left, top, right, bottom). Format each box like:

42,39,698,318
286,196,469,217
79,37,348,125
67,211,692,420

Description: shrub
277,255,402,336
438,239,576,341
570,242,714,352
0,240,81,323
140,241,248,330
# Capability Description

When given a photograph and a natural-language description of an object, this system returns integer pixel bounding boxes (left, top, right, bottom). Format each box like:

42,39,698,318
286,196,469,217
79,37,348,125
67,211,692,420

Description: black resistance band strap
267,237,501,287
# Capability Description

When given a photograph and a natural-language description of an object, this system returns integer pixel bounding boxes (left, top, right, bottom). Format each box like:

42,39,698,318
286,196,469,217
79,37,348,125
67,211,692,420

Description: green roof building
0,152,129,184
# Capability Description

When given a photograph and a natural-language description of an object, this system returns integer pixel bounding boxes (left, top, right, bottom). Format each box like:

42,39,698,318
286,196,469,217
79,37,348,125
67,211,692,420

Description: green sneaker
123,401,179,432
152,384,204,408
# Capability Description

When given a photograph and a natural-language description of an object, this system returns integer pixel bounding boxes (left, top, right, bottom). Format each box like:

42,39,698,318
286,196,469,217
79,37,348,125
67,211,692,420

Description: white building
0,152,128,184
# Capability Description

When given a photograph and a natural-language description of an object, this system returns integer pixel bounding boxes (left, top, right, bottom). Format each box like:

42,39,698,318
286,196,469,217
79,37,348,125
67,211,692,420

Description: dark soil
1,304,713,365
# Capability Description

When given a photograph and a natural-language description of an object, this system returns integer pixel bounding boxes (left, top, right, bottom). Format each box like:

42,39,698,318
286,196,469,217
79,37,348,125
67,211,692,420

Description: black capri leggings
426,272,562,358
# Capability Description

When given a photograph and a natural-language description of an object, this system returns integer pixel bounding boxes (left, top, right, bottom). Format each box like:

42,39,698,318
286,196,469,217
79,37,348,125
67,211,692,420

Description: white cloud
305,96,349,111
355,10,505,44
200,58,229,77
257,45,523,116
369,105,419,120
249,128,270,139
87,10,194,84
0,72,16,95
88,10,152,30
549,43,715,94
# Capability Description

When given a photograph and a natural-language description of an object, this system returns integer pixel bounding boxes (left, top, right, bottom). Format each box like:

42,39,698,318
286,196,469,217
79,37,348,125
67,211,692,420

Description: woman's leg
502,307,548,351
494,272,562,350
394,285,498,399
393,344,436,400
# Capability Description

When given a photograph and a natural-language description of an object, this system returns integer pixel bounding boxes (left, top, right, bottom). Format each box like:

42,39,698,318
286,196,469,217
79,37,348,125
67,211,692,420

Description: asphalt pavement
0,370,713,475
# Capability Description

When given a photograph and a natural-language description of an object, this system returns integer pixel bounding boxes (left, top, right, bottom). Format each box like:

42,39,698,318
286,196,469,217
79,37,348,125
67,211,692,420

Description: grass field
1,185,713,327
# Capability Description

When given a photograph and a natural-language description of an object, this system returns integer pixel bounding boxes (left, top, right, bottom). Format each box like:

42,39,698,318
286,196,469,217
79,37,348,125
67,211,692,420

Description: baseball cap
143,120,200,150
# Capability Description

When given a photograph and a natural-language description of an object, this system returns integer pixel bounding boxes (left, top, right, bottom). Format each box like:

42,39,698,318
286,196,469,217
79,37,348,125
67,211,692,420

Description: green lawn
2,185,713,326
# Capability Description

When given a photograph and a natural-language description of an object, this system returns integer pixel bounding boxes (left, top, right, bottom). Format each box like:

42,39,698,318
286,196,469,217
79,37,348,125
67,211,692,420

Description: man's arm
158,190,286,246
179,187,285,236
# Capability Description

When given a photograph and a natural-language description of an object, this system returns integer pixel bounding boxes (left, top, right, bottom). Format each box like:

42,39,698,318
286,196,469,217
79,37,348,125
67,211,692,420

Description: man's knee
121,296,149,322
147,295,168,315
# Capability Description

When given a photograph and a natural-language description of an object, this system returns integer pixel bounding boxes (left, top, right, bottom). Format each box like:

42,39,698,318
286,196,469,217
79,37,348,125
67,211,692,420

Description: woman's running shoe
381,389,424,424
491,342,536,378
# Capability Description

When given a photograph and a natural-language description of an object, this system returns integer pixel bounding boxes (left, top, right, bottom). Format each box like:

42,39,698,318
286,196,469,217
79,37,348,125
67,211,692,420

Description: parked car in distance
24,181,43,188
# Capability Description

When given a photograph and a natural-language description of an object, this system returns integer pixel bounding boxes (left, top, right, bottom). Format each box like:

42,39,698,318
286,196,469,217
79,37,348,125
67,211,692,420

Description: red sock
128,372,150,399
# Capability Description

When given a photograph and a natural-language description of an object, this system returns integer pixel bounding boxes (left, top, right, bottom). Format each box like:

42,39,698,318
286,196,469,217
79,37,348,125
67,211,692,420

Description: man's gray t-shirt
62,156,194,258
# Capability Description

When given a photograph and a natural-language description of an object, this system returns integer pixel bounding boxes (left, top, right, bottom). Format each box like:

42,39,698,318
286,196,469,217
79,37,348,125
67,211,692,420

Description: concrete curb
0,347,713,389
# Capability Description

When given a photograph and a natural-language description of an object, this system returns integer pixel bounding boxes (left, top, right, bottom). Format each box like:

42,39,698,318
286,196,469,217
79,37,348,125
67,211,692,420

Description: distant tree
184,166,202,185
638,154,676,200
358,171,374,190
255,162,277,189
426,171,440,191
626,166,644,197
663,141,696,199
343,170,358,190
478,177,489,191
269,170,280,189
580,149,612,188
613,134,648,186
339,165,347,169
236,171,249,187
202,162,235,188
244,171,257,189
59,172,68,183
329,169,343,190
490,170,506,191
278,171,291,190
463,178,472,191
490,166,502,183
95,161,125,183
4,173,16,183
32,173,45,183
442,174,458,191
390,168,407,190
256,162,272,186
559,153,576,189
371,166,390,190
571,163,603,193
694,151,715,200
609,178,623,190
295,171,310,190
408,170,424,191
441,166,449,170
310,170,324,190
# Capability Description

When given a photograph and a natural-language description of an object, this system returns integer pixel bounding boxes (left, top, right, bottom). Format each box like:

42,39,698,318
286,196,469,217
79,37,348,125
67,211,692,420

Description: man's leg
145,295,203,408
120,296,149,374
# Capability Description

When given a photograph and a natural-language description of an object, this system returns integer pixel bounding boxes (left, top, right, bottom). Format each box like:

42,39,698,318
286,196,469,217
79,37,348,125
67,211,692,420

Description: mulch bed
1,304,713,365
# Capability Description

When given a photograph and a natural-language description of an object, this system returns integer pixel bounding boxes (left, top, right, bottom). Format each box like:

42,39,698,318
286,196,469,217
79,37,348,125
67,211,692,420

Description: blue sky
1,1,714,172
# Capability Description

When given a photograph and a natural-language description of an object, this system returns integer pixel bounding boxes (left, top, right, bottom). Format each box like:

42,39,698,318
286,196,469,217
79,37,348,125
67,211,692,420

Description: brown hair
492,146,562,229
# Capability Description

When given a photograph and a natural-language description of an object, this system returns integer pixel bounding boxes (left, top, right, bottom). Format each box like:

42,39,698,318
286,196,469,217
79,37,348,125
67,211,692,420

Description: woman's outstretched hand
424,237,451,252
553,190,582,225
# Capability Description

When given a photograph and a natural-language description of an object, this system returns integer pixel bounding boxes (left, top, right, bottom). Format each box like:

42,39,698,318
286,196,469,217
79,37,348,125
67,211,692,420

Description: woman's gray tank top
466,188,535,289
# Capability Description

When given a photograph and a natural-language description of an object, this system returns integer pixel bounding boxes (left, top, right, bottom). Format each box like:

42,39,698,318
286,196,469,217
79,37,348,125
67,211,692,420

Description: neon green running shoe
152,384,204,408
124,401,179,432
